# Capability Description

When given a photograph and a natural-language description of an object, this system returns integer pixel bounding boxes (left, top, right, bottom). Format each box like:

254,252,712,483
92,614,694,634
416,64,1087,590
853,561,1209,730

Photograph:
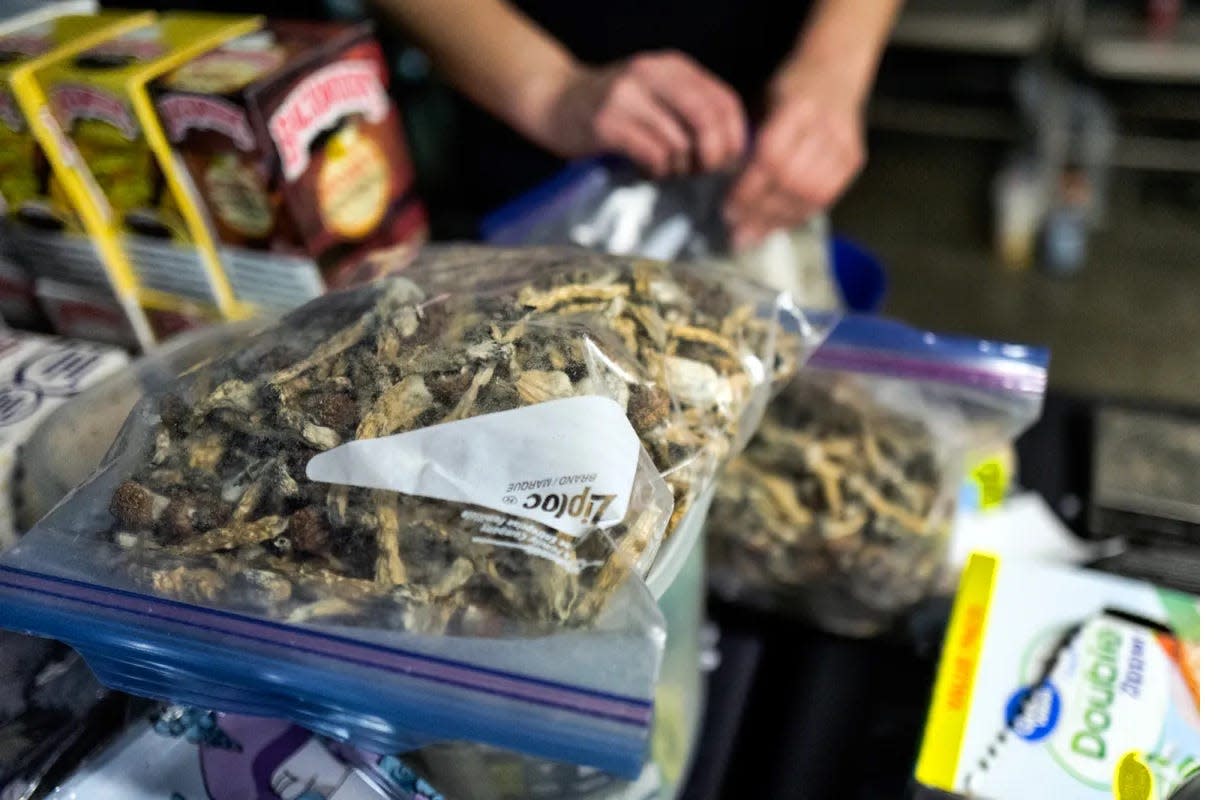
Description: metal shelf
1081,10,1199,83
1112,134,1199,172
891,0,1049,55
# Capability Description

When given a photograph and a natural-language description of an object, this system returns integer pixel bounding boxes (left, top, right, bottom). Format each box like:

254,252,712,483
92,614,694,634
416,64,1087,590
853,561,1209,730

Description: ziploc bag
0,245,814,777
707,314,1049,636
481,159,841,311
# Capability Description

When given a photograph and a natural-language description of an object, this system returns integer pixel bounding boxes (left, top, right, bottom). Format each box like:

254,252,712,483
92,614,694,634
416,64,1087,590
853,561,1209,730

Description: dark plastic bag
482,159,841,311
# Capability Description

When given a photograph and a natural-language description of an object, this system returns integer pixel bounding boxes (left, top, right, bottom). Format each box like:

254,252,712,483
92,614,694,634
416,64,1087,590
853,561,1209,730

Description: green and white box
916,553,1199,800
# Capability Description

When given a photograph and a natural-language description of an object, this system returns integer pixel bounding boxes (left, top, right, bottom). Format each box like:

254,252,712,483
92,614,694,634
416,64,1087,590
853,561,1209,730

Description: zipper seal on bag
0,564,655,777
806,313,1050,395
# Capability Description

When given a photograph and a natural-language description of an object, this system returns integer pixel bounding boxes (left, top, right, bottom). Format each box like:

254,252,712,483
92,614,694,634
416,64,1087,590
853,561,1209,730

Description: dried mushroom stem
269,306,378,386
443,364,496,422
518,282,628,311
373,491,408,586
803,443,845,515
187,433,226,471
666,323,742,366
743,464,812,529
516,370,573,404
175,516,288,556
356,375,431,439
287,597,359,624
846,475,931,536
822,507,868,541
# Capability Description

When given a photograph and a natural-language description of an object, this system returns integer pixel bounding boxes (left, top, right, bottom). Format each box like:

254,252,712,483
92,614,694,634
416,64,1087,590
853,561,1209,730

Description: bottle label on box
269,60,389,181
158,94,256,150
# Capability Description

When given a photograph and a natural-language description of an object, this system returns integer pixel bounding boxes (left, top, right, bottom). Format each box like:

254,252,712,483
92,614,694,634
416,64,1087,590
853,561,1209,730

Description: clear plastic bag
0,245,815,776
482,159,841,311
15,324,259,536
707,315,1049,636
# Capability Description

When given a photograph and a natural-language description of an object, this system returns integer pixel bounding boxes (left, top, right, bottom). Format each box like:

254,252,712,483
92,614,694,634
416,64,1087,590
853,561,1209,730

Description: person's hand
724,56,867,250
536,51,747,178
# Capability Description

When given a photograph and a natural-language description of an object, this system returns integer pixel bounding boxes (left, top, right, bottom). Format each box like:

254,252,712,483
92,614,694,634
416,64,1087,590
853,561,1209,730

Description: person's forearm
786,0,903,103
369,0,578,146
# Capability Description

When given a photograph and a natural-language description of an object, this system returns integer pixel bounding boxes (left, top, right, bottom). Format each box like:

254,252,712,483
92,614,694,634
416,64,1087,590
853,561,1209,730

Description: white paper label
307,396,641,538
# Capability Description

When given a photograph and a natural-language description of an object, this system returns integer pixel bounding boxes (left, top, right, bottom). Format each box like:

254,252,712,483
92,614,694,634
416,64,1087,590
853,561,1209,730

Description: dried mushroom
107,246,800,635
708,376,951,636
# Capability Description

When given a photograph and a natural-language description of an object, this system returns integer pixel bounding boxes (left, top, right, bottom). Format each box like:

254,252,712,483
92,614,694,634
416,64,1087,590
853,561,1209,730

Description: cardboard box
1,10,154,230
0,11,154,345
9,12,263,350
154,20,426,309
0,328,128,547
915,554,1199,799
34,277,138,349
0,2,97,35
0,245,43,328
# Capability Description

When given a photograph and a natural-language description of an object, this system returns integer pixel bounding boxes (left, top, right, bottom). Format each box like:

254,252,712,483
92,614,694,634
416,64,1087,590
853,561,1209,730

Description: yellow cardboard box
0,11,150,221
0,10,148,330
10,12,263,349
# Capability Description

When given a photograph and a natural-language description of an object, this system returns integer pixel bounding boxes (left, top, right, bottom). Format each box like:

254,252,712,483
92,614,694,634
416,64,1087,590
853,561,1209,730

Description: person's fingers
693,77,748,169
739,113,866,228
751,100,812,181
726,187,792,252
594,109,671,176
600,73,691,174
731,182,808,251
775,132,832,208
801,138,863,209
724,160,774,224
724,105,808,221
730,219,771,251
633,52,747,170
789,121,867,208
758,183,811,229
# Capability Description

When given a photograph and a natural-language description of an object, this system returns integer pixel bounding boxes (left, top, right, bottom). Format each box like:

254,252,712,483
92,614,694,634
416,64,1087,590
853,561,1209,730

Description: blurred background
842,0,1198,408
90,0,1199,406
374,0,1201,404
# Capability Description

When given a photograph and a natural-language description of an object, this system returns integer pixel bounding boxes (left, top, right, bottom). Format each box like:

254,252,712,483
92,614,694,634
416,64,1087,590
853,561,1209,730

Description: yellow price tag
1114,750,1156,800
969,454,1012,510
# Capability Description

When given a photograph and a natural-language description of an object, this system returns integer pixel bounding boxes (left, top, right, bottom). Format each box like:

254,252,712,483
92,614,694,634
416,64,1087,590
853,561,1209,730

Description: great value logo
1004,680,1061,742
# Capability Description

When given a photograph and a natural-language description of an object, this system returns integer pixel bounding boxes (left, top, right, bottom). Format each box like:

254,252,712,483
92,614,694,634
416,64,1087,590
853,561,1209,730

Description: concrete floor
831,134,1199,407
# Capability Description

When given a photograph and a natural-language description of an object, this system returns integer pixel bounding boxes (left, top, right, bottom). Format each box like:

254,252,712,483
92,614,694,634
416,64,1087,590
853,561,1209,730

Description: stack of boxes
0,10,153,332
155,20,426,309
0,7,427,351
